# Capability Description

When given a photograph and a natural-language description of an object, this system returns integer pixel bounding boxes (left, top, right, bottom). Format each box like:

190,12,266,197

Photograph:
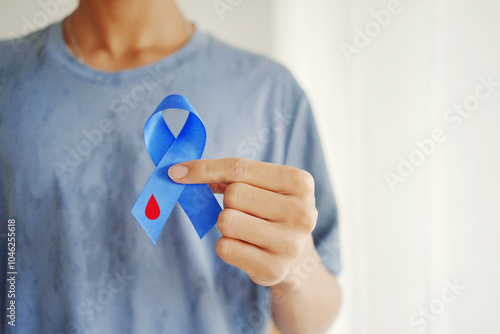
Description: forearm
270,237,342,334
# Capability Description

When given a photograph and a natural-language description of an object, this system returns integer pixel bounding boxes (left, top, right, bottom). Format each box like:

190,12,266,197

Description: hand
168,158,318,287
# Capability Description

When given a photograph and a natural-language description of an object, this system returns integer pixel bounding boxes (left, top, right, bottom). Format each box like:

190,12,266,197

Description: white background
1,1,500,333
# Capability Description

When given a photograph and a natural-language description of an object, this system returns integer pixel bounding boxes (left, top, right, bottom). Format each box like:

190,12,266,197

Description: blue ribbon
131,94,222,244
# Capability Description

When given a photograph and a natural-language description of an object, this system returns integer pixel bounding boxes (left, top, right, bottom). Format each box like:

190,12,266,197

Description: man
0,0,341,333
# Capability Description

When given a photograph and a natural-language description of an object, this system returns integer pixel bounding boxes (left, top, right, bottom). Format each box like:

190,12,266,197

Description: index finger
168,158,313,195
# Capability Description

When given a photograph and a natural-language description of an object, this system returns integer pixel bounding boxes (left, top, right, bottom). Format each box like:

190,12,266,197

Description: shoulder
0,25,52,78
205,34,285,73
201,32,304,97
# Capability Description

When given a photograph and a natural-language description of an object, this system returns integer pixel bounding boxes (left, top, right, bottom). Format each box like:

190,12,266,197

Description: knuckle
286,168,301,188
300,170,315,192
217,209,235,235
294,199,307,216
293,202,318,232
223,183,240,208
229,158,249,181
311,207,319,222
287,168,315,194
311,206,319,222
215,237,230,259
264,268,282,285
303,207,318,232
266,256,287,283
292,198,308,218
283,233,304,258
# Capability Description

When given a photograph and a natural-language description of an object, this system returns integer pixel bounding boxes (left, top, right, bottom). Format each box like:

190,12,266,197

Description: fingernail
169,165,189,179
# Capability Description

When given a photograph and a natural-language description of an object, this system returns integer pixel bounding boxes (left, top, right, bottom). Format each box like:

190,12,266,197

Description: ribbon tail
131,167,186,244
178,184,222,238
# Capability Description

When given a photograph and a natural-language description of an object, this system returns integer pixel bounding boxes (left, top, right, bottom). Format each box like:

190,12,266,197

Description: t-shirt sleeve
282,82,342,276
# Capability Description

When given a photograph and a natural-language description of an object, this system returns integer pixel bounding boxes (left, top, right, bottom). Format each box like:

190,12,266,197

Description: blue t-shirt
0,21,340,334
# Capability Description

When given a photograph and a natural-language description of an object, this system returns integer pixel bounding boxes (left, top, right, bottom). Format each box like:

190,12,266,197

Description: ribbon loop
131,94,222,244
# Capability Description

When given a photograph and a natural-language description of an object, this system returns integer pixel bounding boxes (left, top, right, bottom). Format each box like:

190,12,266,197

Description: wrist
273,236,320,292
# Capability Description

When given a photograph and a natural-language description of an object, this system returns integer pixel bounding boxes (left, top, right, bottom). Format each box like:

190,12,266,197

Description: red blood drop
145,194,160,220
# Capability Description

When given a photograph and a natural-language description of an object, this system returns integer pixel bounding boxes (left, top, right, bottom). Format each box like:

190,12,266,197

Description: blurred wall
271,1,500,334
2,1,500,333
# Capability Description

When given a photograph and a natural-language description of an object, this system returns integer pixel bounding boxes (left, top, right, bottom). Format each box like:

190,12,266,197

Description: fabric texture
0,21,340,334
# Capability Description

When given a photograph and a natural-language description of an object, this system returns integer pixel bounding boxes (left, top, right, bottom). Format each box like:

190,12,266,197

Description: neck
64,0,193,71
